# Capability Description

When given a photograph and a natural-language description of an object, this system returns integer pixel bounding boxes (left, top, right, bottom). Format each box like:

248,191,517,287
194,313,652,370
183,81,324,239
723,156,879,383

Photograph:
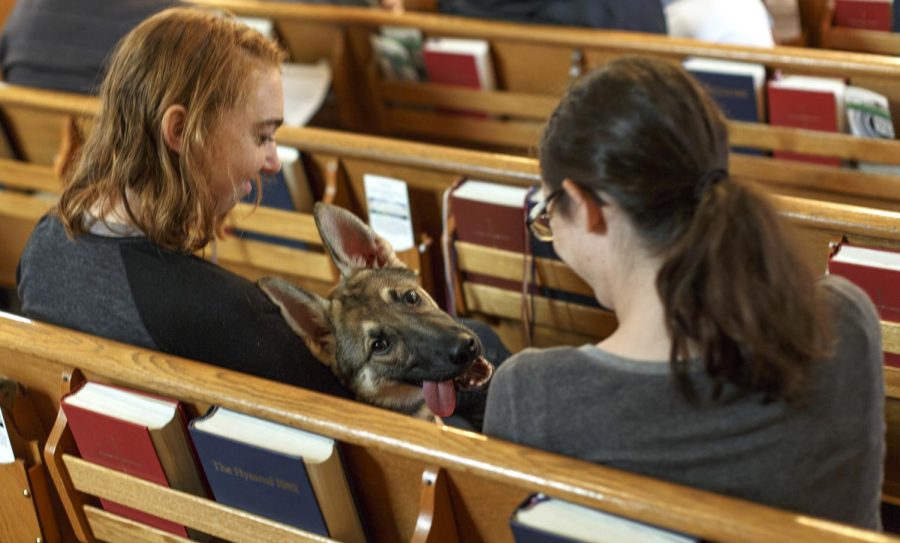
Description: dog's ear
314,202,404,277
258,277,336,367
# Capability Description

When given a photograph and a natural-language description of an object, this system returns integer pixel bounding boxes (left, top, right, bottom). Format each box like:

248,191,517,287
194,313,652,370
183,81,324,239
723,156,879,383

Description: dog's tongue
423,380,456,418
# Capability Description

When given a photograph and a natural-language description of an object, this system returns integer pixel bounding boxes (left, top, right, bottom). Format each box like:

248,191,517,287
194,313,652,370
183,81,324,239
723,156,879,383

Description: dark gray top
484,275,885,530
17,214,350,397
0,0,179,94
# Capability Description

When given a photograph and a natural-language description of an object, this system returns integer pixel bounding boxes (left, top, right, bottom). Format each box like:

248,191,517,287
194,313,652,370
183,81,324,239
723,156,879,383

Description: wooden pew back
0,311,896,543
190,0,900,216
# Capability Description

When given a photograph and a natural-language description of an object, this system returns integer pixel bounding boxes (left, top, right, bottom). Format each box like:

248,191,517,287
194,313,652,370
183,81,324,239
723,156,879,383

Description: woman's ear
161,105,187,153
562,179,607,234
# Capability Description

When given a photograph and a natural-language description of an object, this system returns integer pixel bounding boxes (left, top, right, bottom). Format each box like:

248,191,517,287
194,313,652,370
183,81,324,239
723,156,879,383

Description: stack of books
61,382,367,541
682,57,899,168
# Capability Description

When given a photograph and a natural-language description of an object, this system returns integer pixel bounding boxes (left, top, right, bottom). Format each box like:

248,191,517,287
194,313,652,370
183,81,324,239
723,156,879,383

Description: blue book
894,2,900,32
683,58,767,156
189,407,366,542
511,494,698,543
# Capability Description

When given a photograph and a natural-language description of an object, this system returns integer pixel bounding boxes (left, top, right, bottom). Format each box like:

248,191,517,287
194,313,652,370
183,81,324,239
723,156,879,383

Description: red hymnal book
423,38,495,117
767,76,846,167
828,243,900,367
423,38,495,90
834,0,892,31
451,180,528,291
61,382,208,538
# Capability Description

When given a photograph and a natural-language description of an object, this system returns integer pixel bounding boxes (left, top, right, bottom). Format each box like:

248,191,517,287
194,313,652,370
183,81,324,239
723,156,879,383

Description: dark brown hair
539,57,830,401
57,7,286,252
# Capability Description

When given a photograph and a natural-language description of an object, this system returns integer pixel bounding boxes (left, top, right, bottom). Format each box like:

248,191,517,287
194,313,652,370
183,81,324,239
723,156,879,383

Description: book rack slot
411,467,459,543
83,506,193,543
0,415,61,543
0,377,63,542
45,411,340,543
0,459,48,541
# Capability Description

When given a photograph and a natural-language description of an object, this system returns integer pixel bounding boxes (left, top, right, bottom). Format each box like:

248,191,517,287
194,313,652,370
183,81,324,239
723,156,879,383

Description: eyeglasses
526,188,563,242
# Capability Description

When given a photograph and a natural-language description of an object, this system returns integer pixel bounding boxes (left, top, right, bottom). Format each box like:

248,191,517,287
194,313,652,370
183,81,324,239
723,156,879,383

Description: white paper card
364,174,415,252
0,409,15,463
282,61,332,127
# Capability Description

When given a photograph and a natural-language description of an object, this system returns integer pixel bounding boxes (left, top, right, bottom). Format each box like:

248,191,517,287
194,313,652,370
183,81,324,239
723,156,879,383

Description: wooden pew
189,0,900,204
0,84,97,288
0,82,896,286
0,311,895,543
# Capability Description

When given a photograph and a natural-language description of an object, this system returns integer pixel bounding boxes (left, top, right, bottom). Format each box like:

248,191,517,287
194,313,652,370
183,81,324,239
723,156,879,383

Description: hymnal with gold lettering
189,406,366,542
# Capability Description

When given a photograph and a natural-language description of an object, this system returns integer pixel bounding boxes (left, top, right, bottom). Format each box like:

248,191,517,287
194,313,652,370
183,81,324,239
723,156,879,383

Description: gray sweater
484,275,884,529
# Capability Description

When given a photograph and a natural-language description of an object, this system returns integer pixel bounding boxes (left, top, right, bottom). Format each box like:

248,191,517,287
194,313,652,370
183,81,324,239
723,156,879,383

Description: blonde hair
57,7,286,252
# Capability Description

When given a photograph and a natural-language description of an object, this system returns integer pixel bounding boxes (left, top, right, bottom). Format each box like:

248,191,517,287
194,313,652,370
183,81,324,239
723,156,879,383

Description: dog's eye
404,290,420,305
371,338,390,355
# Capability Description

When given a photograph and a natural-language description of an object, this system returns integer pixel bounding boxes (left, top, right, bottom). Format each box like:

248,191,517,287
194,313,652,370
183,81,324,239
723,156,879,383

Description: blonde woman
17,8,349,397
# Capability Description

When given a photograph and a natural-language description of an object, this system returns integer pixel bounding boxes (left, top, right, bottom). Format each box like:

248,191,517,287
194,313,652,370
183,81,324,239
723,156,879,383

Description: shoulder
121,251,349,395
119,244,275,327
819,274,881,332
491,345,594,390
817,275,883,377
20,214,83,268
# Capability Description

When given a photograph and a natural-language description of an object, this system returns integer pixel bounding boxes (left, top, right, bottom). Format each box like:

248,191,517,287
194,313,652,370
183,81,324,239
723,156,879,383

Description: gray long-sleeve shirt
484,275,884,530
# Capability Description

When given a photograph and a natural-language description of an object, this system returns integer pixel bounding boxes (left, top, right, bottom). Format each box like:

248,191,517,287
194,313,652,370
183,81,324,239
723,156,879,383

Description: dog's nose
450,333,479,366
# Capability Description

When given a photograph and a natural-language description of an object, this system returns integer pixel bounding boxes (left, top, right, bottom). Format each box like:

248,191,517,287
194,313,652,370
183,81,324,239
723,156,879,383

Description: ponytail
657,178,830,402
539,57,831,402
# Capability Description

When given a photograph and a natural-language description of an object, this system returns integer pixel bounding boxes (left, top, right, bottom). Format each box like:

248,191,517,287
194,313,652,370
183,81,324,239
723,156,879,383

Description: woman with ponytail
483,57,884,529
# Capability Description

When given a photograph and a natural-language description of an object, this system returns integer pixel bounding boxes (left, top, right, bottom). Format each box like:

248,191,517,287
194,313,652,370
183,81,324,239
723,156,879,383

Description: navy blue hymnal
189,412,329,535
684,58,767,156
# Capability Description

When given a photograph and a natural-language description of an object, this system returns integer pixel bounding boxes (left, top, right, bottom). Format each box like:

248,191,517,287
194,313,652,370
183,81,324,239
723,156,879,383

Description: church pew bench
0,311,895,543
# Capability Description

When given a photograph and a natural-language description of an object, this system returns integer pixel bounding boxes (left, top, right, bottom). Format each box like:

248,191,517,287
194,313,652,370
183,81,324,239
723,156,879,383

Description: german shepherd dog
259,203,493,419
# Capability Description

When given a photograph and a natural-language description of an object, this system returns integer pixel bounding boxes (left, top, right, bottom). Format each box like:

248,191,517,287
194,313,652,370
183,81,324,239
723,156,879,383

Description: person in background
282,0,404,11
663,0,775,46
0,0,181,94
483,56,884,529
16,7,350,397
435,0,667,33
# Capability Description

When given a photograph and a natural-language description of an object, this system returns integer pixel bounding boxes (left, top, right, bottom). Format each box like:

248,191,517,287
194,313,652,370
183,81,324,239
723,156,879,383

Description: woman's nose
261,146,281,175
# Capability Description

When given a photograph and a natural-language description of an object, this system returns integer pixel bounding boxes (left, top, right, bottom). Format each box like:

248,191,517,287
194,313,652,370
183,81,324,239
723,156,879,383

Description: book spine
305,445,367,543
894,1,900,32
